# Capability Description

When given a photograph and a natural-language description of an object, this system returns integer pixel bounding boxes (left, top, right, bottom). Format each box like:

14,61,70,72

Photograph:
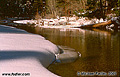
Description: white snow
13,16,107,28
20,18,102,25
13,20,37,24
0,25,60,77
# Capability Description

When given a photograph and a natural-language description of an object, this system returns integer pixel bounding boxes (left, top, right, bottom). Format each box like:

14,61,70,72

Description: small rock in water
55,59,61,63
55,46,80,63
78,52,81,57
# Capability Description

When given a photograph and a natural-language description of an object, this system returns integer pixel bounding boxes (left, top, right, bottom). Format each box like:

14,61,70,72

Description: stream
0,19,119,77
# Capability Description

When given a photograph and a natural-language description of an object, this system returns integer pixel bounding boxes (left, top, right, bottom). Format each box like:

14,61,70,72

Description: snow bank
0,25,60,77
13,17,107,27
13,20,37,24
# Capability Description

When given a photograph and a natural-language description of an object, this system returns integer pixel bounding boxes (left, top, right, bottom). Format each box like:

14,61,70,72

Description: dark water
2,23,120,77
34,27,119,77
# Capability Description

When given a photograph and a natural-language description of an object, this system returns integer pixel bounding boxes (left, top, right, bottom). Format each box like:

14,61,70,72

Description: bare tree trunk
47,0,57,18
93,20,112,27
81,0,86,9
65,0,67,16
80,20,112,28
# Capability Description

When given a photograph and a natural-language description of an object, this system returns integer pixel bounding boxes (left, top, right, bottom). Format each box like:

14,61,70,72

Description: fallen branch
92,20,112,27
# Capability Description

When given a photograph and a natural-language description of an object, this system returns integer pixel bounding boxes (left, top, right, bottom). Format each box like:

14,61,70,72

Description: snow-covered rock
59,17,67,22
0,25,60,77
13,16,107,27
13,20,37,24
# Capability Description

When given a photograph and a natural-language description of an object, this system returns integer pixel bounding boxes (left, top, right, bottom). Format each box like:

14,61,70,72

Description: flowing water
1,23,120,77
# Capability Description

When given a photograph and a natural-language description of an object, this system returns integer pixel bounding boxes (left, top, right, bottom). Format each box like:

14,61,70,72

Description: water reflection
33,28,119,77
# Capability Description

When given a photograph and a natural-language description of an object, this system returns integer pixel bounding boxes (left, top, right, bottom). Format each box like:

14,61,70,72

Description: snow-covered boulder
0,25,60,77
